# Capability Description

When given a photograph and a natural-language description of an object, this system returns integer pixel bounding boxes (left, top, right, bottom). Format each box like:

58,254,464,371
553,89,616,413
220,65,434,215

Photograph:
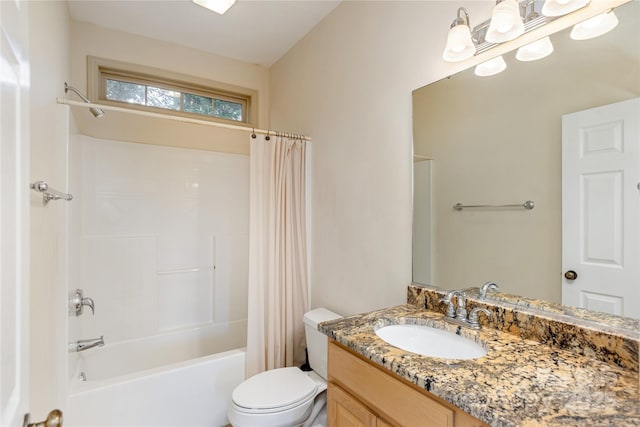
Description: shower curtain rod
56,98,312,141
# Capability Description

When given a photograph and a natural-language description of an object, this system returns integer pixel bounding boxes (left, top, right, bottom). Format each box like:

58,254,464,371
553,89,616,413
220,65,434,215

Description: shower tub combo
66,133,250,426
66,323,246,426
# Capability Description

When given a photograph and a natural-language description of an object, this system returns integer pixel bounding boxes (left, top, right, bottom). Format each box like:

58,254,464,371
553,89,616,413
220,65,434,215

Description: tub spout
69,336,104,352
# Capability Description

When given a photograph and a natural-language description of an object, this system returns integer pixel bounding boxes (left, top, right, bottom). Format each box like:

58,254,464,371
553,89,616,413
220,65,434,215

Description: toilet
227,308,342,427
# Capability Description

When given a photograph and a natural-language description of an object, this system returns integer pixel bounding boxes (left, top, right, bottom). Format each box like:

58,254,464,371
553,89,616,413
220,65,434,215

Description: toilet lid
232,367,318,411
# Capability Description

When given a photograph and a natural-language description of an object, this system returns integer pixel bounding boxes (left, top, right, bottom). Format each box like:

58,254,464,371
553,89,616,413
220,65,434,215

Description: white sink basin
374,323,487,360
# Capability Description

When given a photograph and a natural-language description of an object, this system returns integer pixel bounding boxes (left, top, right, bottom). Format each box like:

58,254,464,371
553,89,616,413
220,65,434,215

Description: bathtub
66,322,246,427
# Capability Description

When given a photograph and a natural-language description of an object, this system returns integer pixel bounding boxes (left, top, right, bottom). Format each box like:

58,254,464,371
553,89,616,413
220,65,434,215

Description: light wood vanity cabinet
327,341,488,427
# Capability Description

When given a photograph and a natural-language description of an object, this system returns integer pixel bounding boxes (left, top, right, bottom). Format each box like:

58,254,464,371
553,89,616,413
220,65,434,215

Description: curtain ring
251,128,256,139
265,130,270,141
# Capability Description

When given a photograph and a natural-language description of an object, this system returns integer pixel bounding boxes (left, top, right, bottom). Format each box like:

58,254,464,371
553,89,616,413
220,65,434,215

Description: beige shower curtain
246,134,309,378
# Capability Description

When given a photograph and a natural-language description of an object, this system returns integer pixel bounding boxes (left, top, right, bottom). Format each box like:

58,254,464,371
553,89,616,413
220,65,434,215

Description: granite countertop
319,304,640,427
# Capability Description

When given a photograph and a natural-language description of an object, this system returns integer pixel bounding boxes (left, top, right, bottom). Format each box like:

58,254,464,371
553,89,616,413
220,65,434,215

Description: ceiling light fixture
442,7,476,62
541,0,590,17
192,0,237,15
486,0,525,43
570,10,619,40
475,55,507,76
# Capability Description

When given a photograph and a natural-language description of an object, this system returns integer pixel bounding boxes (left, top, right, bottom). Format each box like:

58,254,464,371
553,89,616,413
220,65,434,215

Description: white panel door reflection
562,98,640,318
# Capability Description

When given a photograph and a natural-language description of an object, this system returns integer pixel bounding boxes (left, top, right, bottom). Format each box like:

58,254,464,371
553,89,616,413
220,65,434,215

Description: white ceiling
67,0,342,67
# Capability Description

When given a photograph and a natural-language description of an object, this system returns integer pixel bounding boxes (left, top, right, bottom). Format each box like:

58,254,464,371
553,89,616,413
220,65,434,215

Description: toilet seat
232,367,318,414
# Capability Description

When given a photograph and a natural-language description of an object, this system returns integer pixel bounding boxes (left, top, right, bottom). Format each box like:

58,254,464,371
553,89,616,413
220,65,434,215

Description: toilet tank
303,308,341,380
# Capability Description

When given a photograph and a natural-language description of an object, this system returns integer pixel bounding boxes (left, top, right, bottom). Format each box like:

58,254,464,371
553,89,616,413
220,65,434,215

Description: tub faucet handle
69,289,95,316
82,296,95,315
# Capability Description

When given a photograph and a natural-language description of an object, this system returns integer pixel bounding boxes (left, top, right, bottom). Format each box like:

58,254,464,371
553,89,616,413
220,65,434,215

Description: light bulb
443,25,476,62
486,0,525,43
541,0,590,17
571,10,619,40
516,37,554,61
475,56,507,76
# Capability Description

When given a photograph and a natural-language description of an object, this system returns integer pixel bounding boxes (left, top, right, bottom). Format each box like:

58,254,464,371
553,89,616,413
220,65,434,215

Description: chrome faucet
439,290,461,318
69,336,104,352
440,290,491,330
479,282,499,299
440,290,468,321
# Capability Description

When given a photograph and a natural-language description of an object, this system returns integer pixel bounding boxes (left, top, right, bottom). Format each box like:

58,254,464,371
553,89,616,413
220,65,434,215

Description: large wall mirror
412,1,639,319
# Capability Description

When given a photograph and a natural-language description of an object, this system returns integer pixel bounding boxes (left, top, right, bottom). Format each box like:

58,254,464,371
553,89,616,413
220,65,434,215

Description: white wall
68,136,249,347
28,0,72,418
26,2,269,418
269,1,492,316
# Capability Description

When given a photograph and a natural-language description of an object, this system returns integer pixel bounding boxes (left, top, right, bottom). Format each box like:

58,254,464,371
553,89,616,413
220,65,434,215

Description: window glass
147,86,181,110
184,93,214,116
106,79,145,105
102,75,247,123
214,99,243,121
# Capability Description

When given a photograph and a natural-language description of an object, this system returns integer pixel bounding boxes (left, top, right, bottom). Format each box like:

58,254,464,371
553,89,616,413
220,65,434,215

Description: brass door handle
564,270,578,281
23,410,63,427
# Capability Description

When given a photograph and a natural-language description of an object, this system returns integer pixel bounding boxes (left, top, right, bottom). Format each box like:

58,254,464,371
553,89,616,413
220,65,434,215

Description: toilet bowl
228,308,341,427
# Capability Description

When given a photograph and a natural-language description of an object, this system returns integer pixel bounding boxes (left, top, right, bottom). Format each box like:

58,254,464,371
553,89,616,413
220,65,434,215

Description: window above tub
87,56,257,126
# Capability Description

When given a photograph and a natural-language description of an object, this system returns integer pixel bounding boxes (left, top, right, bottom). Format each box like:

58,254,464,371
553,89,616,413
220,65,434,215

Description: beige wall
28,0,72,418
71,21,269,128
413,3,639,303
26,5,272,417
269,1,489,316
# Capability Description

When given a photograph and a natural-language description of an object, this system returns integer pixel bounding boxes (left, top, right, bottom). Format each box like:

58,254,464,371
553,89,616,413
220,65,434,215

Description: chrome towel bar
453,200,534,211
30,181,73,205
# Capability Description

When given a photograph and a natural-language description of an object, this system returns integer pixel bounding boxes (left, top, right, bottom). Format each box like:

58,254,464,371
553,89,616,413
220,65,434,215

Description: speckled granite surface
408,284,639,372
319,304,640,427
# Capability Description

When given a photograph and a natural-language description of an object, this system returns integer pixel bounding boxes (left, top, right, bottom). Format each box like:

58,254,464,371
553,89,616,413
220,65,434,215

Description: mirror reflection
412,1,639,319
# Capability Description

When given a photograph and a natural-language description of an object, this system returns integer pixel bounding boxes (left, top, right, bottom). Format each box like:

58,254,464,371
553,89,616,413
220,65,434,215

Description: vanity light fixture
541,0,590,17
192,0,236,15
443,7,476,62
443,0,620,74
570,10,619,40
486,0,525,43
475,55,507,76
516,36,554,60
443,0,550,63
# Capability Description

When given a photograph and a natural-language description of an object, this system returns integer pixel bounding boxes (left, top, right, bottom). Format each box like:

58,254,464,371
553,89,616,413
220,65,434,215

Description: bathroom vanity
320,286,640,427
328,341,488,426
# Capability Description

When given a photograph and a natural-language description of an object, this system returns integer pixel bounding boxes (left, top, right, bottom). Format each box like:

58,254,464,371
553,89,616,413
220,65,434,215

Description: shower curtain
246,134,309,378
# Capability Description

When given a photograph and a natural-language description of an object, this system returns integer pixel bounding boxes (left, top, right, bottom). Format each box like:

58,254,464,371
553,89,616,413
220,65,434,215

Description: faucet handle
468,307,491,329
69,289,95,316
438,296,456,318
81,297,95,315
455,292,468,321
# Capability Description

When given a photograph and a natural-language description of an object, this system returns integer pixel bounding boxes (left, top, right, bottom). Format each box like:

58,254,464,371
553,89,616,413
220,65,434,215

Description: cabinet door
328,382,377,427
